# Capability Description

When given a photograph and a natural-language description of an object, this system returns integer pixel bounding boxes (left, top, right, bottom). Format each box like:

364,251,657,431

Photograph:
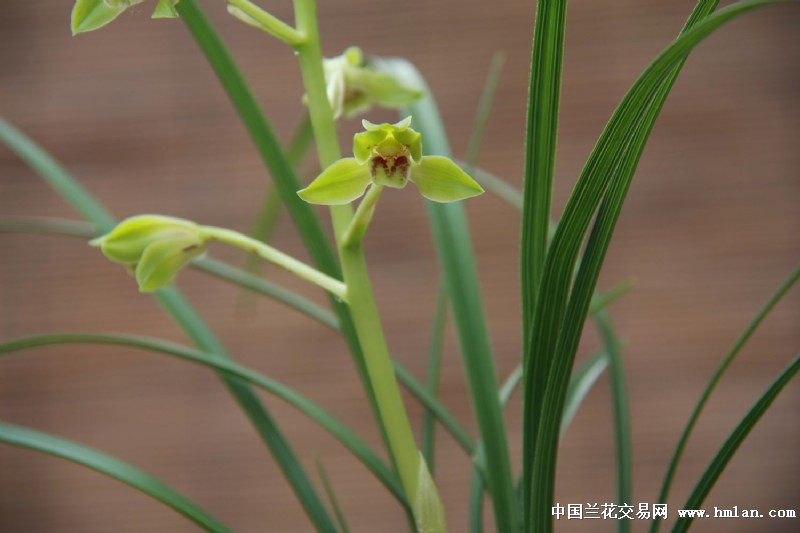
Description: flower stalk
90,215,347,299
292,1,446,529
226,0,306,47
200,226,347,300
342,184,384,249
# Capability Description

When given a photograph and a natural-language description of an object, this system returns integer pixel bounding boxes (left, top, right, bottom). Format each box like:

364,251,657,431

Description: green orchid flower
321,47,423,119
90,215,205,292
71,0,179,35
298,117,484,205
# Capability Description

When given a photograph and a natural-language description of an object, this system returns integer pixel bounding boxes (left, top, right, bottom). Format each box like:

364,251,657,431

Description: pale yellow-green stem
342,184,384,248
200,225,347,301
226,0,306,47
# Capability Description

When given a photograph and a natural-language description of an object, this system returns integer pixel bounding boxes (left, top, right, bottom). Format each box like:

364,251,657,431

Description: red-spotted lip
370,155,410,179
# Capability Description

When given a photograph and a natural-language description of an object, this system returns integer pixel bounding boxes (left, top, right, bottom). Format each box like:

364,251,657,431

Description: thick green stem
201,225,347,300
340,246,425,499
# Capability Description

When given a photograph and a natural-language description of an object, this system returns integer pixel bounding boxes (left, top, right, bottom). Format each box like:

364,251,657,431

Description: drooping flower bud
90,215,205,292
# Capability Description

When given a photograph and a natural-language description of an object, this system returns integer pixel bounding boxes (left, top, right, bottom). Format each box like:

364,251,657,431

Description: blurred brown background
1,1,798,532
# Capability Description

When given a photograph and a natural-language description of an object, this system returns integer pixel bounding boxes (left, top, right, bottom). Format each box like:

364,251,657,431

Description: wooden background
1,1,798,531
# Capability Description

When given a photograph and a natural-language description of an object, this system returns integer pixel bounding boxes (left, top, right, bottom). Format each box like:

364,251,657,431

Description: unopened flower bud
91,215,205,292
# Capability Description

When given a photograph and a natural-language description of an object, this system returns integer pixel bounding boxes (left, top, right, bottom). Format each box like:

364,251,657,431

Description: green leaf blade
652,267,800,532
315,458,352,533
393,360,475,456
525,1,789,530
0,333,407,510
420,286,448,473
520,0,567,364
519,6,569,527
596,311,632,533
671,355,800,533
560,350,609,438
0,422,230,533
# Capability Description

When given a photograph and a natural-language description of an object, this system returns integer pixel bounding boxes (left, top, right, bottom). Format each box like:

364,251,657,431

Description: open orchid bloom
321,47,423,119
71,0,178,35
298,117,484,205
90,215,206,292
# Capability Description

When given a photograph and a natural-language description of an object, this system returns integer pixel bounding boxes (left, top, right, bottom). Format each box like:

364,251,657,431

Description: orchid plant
0,0,797,532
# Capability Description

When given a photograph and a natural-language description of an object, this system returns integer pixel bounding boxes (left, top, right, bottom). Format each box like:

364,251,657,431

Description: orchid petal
297,158,372,205
135,235,205,292
410,156,484,203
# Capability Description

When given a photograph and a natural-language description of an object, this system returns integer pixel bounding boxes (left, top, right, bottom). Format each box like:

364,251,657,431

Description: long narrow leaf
198,258,339,330
393,360,474,456
596,311,632,533
241,113,314,295
526,2,790,529
671,355,800,533
470,349,609,532
460,162,524,211
521,0,568,365
497,280,626,415
161,290,344,532
560,350,609,438
381,58,519,533
466,52,506,170
315,458,352,533
468,467,485,533
652,266,800,532
0,333,407,509
0,422,230,533
0,118,338,532
420,285,448,472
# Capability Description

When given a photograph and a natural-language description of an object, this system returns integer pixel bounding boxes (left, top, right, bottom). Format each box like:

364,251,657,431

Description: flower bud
319,47,423,119
91,215,205,292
